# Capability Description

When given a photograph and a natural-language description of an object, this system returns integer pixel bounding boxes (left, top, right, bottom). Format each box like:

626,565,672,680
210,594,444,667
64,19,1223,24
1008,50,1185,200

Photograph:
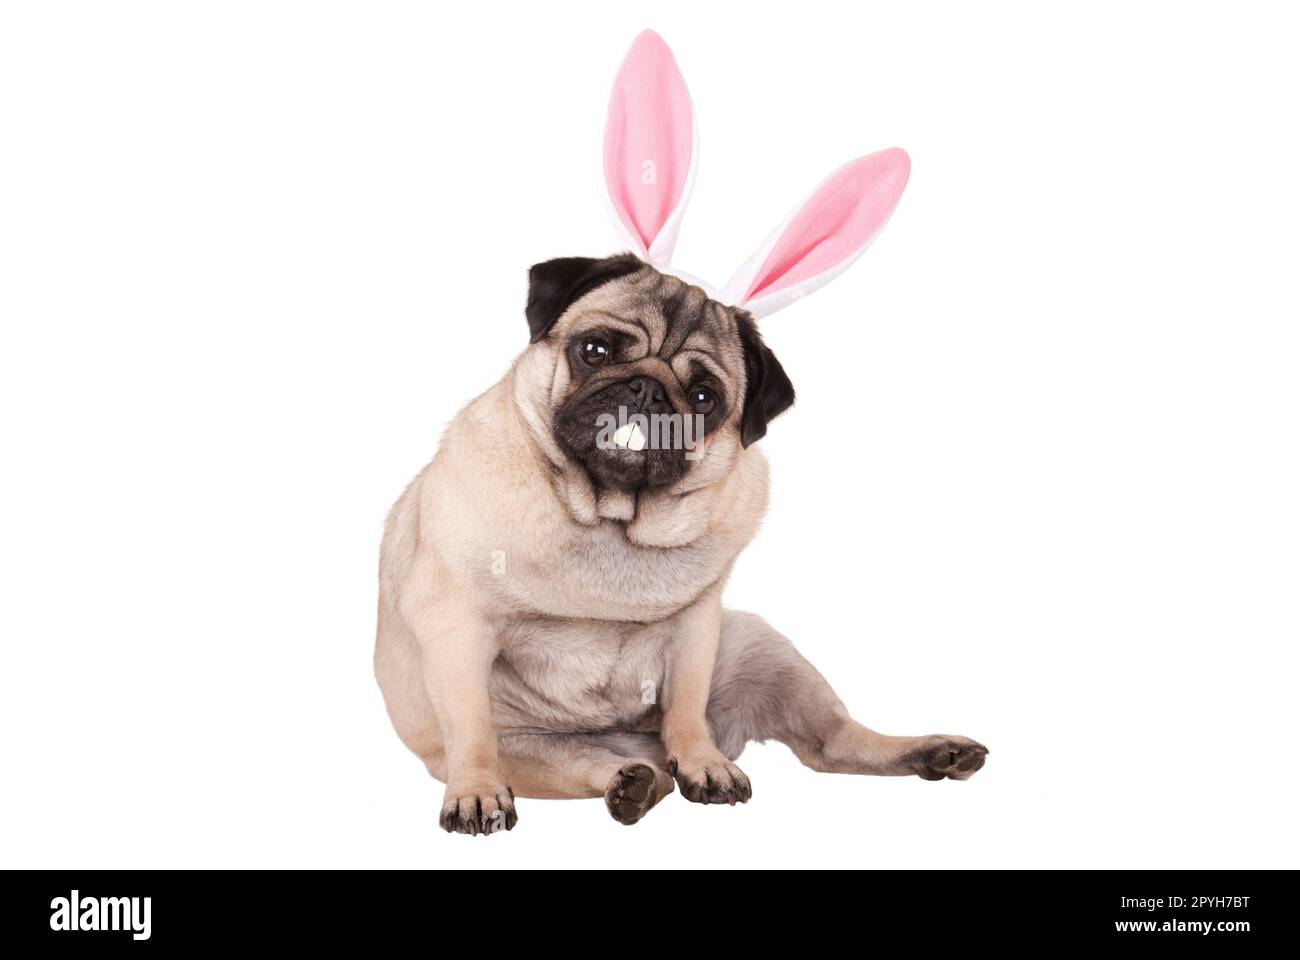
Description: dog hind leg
497,732,675,825
709,610,987,781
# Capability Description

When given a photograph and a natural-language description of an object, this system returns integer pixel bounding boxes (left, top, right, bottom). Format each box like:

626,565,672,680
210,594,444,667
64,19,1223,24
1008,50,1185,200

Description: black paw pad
604,764,664,826
905,739,989,781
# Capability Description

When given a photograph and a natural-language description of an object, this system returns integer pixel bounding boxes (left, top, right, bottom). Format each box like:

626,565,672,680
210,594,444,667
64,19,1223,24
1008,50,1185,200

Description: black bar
1,869,1289,948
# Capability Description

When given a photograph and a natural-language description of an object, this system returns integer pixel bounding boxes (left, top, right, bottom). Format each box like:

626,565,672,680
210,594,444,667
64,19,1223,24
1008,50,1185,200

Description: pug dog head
521,253,795,493
504,33,908,504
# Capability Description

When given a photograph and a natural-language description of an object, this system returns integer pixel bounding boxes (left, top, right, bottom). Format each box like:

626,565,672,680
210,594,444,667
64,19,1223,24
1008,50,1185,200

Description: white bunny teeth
611,421,648,451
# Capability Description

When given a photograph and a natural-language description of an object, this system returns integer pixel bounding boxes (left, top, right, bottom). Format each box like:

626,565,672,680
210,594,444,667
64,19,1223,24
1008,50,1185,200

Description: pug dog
373,254,988,834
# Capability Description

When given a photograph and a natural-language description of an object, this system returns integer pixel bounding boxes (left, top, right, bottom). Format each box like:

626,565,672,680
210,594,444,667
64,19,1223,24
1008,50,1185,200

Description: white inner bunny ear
718,148,911,319
603,30,697,267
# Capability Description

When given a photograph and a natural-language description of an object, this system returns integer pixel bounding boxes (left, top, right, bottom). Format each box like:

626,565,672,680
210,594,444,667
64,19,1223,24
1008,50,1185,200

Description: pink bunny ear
603,30,697,267
718,148,911,318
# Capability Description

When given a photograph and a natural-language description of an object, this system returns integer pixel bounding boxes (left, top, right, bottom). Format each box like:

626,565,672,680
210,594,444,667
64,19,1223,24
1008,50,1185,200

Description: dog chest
487,520,729,623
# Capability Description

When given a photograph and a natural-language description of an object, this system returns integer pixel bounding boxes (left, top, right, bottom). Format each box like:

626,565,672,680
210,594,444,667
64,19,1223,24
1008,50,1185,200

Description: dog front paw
904,735,988,781
668,751,751,805
439,782,518,835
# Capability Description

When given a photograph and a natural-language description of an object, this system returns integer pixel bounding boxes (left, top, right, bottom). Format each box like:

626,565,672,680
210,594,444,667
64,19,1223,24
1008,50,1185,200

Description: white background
2,1,1297,870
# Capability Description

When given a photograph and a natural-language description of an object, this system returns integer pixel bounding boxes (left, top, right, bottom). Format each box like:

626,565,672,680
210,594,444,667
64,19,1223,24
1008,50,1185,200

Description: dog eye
581,338,611,366
690,386,716,415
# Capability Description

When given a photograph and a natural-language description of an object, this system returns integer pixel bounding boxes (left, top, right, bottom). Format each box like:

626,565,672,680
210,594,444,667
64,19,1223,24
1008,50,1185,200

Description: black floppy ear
735,312,796,448
525,253,644,343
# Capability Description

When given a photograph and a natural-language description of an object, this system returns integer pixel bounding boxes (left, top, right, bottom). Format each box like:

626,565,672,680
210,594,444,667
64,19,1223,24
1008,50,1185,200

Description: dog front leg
660,585,752,805
403,586,516,836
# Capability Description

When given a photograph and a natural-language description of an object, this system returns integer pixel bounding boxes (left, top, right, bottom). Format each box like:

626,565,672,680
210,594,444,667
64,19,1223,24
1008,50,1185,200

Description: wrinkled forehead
554,268,743,384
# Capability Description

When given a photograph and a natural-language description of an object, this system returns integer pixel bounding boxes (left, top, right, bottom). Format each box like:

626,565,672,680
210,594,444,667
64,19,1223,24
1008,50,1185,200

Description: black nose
625,376,672,414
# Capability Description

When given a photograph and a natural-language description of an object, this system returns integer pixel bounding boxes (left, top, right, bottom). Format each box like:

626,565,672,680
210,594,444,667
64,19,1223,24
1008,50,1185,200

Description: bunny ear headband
603,30,910,320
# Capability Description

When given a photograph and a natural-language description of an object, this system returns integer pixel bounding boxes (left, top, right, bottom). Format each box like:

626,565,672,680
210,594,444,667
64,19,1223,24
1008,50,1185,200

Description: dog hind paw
904,736,989,781
604,763,670,825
